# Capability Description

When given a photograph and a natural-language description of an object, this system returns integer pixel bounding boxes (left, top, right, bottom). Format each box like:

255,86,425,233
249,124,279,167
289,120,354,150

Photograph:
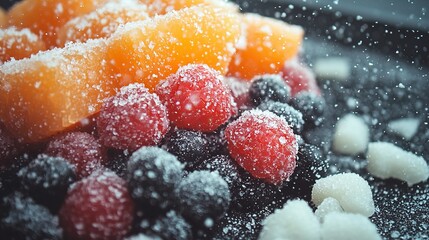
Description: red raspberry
45,132,106,179
97,83,169,151
59,170,134,240
225,110,298,185
156,64,234,132
281,59,321,96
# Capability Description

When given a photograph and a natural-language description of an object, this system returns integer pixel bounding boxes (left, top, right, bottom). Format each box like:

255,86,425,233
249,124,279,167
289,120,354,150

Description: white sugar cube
321,212,381,240
332,114,369,156
314,57,351,81
367,142,429,186
315,197,343,222
312,173,375,217
387,118,420,140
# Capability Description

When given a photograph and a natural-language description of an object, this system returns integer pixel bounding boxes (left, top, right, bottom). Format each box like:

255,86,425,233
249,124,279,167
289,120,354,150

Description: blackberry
249,74,291,106
196,155,241,189
290,91,326,127
258,100,305,134
127,147,184,210
138,210,192,240
17,155,77,211
0,192,62,240
164,129,209,169
106,148,130,178
175,171,231,228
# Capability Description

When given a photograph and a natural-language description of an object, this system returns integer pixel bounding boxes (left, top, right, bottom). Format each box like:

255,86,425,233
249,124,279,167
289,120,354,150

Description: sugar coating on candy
387,118,420,140
315,197,343,222
97,83,169,150
59,170,134,240
45,132,106,178
366,142,429,186
225,109,298,184
57,0,149,46
0,27,46,63
313,57,351,81
332,113,369,156
142,0,239,15
321,212,381,240
259,199,321,240
312,173,375,217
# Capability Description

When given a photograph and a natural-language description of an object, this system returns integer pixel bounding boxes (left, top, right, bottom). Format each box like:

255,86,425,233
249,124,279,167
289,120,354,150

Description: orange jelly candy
141,0,238,16
227,13,304,80
0,7,6,28
57,1,149,46
106,5,241,91
0,39,113,143
7,0,109,48
0,27,46,64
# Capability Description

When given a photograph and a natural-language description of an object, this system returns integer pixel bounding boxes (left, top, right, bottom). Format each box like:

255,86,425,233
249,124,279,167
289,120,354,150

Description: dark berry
175,170,231,228
97,83,170,151
0,192,62,240
290,91,326,127
249,74,291,106
17,155,76,211
45,131,106,178
138,210,192,240
59,170,134,240
156,64,234,132
127,147,184,210
106,149,130,178
258,100,305,134
225,110,298,185
196,155,241,189
205,127,229,157
281,60,321,96
163,129,209,169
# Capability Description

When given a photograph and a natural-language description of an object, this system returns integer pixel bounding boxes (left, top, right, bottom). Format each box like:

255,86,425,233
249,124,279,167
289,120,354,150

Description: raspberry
249,74,291,106
225,110,298,184
281,60,321,96
258,100,305,134
59,170,134,240
156,64,234,132
127,147,183,210
17,155,76,211
45,132,106,179
97,83,169,151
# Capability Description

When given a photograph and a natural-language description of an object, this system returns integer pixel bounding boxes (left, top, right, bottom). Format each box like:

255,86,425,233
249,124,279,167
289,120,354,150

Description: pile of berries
0,63,328,239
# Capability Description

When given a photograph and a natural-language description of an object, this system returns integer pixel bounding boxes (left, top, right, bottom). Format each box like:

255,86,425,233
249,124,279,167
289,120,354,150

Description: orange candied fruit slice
0,27,47,64
142,0,239,16
57,1,149,46
7,0,110,48
0,39,114,143
227,13,304,80
106,5,241,91
0,7,6,28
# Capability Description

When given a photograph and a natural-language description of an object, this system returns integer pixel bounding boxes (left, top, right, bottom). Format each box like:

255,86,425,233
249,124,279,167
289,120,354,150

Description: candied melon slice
0,27,47,64
0,39,114,143
0,8,6,28
7,0,109,48
227,13,304,80
57,1,149,46
106,5,241,91
141,0,238,16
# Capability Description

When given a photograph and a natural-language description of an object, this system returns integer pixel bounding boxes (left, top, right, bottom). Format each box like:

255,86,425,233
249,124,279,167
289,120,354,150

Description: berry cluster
0,63,328,239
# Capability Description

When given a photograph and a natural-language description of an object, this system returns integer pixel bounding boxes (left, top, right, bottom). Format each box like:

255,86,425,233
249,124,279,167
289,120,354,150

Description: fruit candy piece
142,0,239,16
59,170,134,240
156,64,234,132
0,39,113,143
227,13,304,80
0,27,46,63
45,132,106,178
106,5,241,91
281,59,321,96
225,109,298,184
57,1,149,46
0,7,7,28
7,0,109,47
97,83,170,151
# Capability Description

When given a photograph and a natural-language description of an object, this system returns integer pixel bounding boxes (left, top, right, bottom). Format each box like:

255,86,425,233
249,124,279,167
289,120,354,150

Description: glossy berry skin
97,83,169,151
59,171,134,240
249,74,291,106
45,132,106,179
258,100,304,134
281,60,321,96
290,91,326,127
156,64,234,132
225,110,298,185
0,192,62,240
17,155,76,211
127,147,183,210
175,170,230,228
